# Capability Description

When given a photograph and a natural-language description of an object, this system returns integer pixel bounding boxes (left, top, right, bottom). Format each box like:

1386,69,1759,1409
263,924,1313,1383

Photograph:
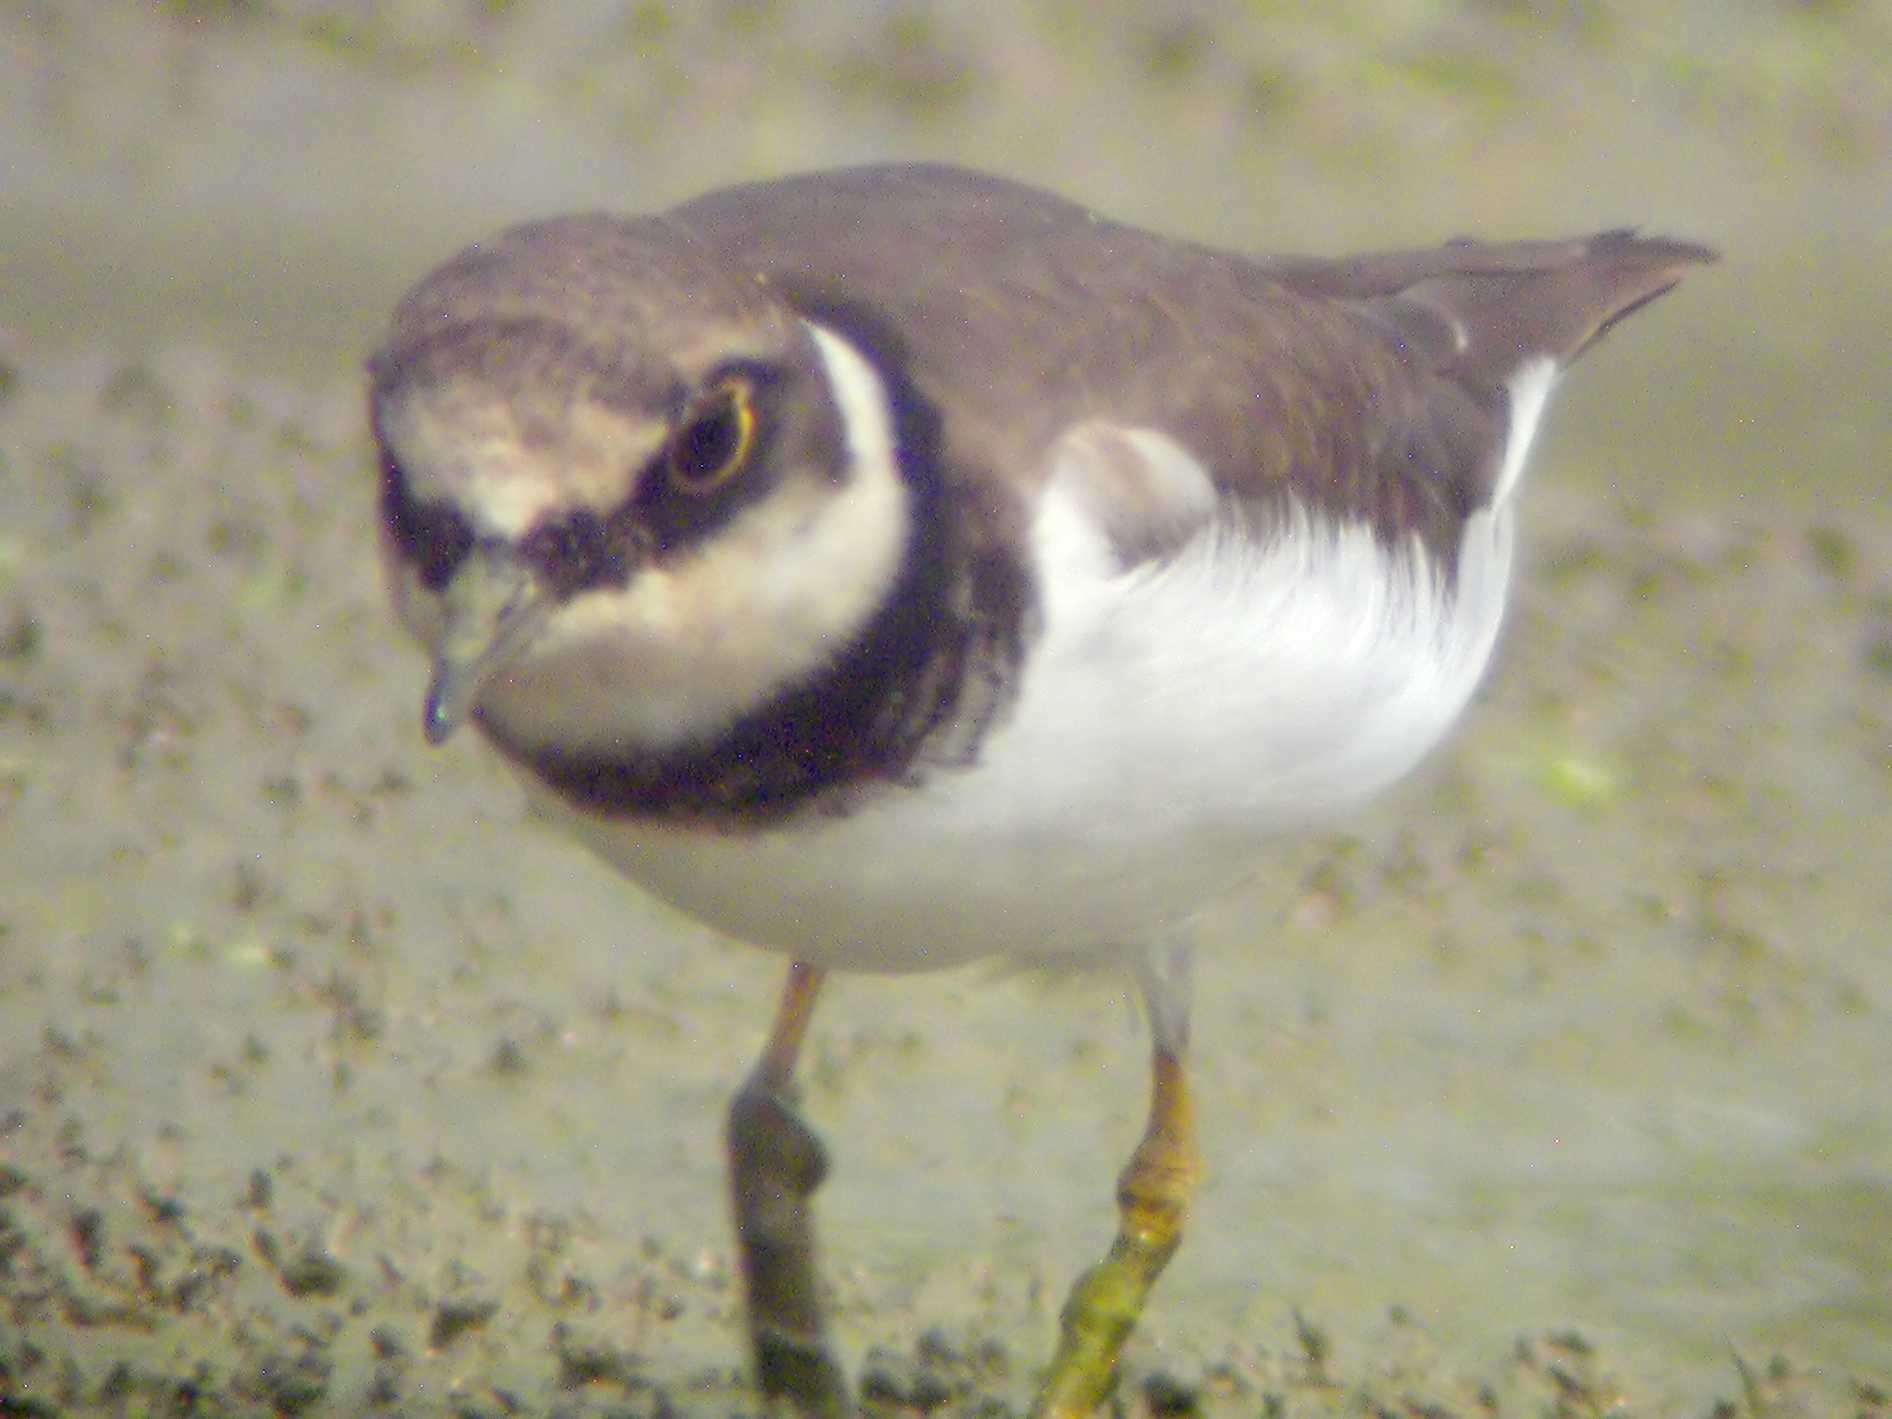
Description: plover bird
368,163,1712,1418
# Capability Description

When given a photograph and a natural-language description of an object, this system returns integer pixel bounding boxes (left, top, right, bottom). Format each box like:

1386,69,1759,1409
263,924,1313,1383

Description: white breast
533,368,1562,974
529,495,1517,977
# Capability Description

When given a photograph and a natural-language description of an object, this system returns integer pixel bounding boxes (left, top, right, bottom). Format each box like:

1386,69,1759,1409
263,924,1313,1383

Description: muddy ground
2,5,1889,1416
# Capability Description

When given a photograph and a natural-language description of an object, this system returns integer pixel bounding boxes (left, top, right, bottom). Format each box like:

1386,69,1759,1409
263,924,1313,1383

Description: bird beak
422,545,553,746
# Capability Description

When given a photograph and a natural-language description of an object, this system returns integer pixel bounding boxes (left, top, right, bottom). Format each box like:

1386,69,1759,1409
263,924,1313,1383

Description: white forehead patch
382,379,660,540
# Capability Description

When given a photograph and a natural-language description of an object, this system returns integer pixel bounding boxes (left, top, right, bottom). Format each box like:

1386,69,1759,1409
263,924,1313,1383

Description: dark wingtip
1572,230,1718,357
1591,229,1720,271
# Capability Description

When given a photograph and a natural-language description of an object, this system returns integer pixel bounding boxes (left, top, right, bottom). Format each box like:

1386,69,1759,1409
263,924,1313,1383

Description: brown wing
672,164,1715,567
1260,230,1717,385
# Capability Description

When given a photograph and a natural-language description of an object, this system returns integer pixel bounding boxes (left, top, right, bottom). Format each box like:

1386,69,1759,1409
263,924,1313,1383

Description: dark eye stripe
380,451,473,590
378,357,791,601
518,508,643,597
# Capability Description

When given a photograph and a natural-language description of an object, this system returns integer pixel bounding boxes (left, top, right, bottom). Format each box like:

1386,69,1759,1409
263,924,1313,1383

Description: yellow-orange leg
1029,1045,1202,1419
726,962,853,1418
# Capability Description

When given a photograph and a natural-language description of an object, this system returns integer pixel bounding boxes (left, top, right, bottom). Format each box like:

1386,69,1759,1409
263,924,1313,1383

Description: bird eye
666,379,756,494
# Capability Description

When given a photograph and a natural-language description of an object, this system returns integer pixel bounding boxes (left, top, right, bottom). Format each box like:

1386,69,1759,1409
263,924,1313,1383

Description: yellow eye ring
667,379,756,494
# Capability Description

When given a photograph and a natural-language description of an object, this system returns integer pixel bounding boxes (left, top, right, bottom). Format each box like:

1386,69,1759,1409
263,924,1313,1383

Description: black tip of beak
422,695,458,747
422,656,478,746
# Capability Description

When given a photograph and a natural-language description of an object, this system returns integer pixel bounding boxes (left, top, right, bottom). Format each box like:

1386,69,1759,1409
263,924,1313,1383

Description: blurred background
2,4,1888,1416
9,1,1892,514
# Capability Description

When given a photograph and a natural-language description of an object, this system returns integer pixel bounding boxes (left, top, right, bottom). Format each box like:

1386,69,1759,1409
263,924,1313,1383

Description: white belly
521,501,1517,974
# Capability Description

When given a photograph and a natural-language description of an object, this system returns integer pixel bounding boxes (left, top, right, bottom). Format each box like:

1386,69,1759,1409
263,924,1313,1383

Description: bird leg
726,961,853,1419
1030,947,1201,1419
